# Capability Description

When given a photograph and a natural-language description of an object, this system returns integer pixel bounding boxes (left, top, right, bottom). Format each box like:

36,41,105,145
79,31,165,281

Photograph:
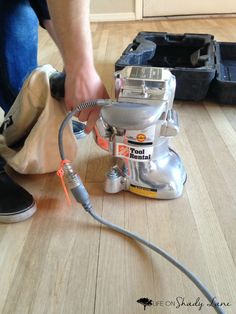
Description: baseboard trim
143,12,236,20
90,12,136,22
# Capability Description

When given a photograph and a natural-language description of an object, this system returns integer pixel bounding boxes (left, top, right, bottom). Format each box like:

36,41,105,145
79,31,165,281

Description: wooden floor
1,17,236,314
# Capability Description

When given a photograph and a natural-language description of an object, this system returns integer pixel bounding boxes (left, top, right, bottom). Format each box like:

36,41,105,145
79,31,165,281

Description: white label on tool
115,143,153,161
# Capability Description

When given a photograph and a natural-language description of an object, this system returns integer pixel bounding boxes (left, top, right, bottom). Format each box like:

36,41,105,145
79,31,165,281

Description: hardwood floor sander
94,66,186,199
50,66,226,314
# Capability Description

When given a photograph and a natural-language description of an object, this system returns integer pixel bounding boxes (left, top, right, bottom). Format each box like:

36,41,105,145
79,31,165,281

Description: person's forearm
46,0,94,72
45,0,109,132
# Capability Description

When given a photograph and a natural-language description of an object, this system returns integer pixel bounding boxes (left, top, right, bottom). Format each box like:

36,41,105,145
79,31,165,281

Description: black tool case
209,42,236,104
115,32,236,104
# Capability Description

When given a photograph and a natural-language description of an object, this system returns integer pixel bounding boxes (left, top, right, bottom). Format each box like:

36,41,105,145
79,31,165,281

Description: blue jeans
0,0,50,114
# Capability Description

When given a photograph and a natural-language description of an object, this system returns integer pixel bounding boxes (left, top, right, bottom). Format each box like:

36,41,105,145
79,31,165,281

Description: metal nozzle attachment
63,162,91,207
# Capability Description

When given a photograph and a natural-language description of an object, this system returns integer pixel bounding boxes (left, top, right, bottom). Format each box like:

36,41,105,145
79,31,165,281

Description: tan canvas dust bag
0,64,78,174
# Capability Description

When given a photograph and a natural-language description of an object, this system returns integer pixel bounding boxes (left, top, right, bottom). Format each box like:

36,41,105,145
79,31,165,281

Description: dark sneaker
0,170,37,223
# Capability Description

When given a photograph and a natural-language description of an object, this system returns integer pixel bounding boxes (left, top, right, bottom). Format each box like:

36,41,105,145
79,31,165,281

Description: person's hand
64,64,109,133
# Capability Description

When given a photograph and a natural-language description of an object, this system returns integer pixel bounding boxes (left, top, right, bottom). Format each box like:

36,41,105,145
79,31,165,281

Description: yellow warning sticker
136,133,146,142
129,184,157,198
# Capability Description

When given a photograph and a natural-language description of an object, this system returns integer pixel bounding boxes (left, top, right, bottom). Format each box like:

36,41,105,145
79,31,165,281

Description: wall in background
143,0,236,17
90,0,135,14
90,0,137,21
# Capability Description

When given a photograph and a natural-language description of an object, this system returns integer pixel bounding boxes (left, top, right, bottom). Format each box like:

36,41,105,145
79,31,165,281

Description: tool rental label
115,143,153,161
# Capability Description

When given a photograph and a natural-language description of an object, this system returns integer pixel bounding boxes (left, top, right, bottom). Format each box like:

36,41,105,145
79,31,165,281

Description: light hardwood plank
1,17,236,314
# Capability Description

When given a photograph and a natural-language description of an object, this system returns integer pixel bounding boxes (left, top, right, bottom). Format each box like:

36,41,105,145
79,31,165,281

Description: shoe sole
0,201,37,224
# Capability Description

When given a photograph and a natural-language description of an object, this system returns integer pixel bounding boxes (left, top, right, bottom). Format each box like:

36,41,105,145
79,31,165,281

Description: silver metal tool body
94,66,186,199
56,68,225,314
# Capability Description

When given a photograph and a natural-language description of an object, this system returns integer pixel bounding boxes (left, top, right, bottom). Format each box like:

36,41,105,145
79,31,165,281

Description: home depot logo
117,144,129,157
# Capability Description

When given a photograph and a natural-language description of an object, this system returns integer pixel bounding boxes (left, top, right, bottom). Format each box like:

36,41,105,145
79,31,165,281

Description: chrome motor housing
94,66,186,199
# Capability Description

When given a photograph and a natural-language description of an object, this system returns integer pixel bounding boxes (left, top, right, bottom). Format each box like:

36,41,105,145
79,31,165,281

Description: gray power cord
58,101,226,314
